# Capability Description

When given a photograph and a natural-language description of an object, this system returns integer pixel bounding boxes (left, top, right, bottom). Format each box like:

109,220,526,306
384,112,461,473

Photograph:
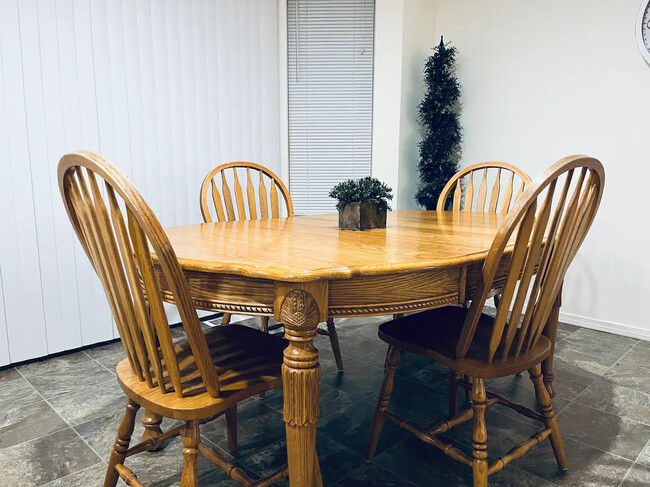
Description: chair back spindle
59,151,220,398
456,155,604,364
200,162,293,222
437,162,531,214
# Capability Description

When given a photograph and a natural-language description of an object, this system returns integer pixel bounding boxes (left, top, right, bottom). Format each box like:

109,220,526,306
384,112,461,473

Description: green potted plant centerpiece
329,177,393,231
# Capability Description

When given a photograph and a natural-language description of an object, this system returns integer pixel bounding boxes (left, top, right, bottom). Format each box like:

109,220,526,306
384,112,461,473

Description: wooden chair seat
117,324,287,420
378,307,551,379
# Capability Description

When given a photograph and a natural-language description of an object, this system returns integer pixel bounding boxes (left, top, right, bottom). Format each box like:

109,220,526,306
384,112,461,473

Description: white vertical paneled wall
0,0,281,365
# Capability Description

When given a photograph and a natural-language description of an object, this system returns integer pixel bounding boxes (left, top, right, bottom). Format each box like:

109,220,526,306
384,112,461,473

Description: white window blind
288,0,375,214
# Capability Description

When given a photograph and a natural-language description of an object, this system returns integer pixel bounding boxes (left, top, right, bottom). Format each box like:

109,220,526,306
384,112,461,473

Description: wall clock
638,0,650,64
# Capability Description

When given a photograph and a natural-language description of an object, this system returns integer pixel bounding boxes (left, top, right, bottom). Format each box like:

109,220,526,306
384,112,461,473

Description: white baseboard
558,311,650,341
483,305,650,341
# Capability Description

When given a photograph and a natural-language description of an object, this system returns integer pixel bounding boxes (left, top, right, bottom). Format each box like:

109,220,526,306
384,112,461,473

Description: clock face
639,0,650,63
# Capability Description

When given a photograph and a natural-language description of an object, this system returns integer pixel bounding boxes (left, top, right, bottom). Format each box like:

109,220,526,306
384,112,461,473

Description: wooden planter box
338,202,387,231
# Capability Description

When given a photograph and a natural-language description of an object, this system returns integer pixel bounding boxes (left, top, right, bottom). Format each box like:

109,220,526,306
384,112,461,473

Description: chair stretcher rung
384,411,473,467
488,428,552,475
125,423,184,457
198,442,287,486
116,464,145,487
458,379,545,423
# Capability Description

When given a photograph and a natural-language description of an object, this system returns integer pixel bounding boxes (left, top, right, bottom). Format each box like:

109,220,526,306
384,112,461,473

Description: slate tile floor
1,316,649,486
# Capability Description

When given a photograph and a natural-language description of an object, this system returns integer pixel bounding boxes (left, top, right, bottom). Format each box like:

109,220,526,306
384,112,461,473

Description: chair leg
226,405,238,452
471,378,488,487
141,409,164,451
104,399,140,487
221,313,231,325
464,374,472,401
260,316,270,333
530,364,568,471
449,369,459,418
327,318,344,371
180,420,200,487
258,316,271,398
366,345,401,460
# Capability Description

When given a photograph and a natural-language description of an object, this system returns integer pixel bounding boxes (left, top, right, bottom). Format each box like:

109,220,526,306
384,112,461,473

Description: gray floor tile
40,462,107,486
74,405,178,459
329,332,387,360
321,359,387,400
83,340,124,359
318,399,407,457
556,322,580,342
18,352,115,399
261,382,358,420
514,436,633,487
240,433,363,486
95,352,125,373
621,463,650,487
558,403,650,461
362,377,450,428
0,366,21,384
637,441,650,468
195,467,250,487
619,341,650,368
358,349,434,380
17,351,93,377
201,400,285,459
604,360,650,394
1,318,646,487
48,377,124,426
409,361,451,391
315,344,351,371
543,366,595,402
576,380,650,426
0,400,67,449
558,322,580,334
0,428,100,486
336,462,417,487
552,328,638,380
0,375,41,411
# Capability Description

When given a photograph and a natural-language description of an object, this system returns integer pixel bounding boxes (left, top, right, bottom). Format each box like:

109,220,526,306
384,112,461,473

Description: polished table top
163,210,508,281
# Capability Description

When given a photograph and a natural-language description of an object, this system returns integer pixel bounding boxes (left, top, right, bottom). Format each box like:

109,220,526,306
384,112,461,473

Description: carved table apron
156,210,560,487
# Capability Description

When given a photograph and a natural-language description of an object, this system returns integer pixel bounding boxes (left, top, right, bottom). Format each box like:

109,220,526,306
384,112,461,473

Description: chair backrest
200,162,293,223
457,155,604,364
58,151,220,398
437,162,531,214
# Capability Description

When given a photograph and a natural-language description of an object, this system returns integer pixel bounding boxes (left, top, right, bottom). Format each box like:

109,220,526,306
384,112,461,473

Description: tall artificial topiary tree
416,36,462,210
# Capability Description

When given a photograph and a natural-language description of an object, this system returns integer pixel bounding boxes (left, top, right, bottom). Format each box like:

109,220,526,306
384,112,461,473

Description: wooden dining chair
200,161,344,371
366,155,605,487
437,161,532,215
59,151,292,487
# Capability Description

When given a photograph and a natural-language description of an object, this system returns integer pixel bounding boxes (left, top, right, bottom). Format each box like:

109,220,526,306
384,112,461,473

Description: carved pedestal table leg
278,288,324,487
542,285,562,398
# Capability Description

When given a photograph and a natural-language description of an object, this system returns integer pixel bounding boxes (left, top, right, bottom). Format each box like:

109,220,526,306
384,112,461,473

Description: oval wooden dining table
156,209,561,487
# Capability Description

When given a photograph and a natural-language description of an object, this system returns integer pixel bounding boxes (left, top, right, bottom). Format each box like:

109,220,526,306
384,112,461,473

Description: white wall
371,0,405,192
396,0,437,209
371,0,438,209
0,0,281,365
428,0,650,338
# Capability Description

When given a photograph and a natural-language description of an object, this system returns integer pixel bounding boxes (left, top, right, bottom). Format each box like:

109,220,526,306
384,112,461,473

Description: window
287,0,375,214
